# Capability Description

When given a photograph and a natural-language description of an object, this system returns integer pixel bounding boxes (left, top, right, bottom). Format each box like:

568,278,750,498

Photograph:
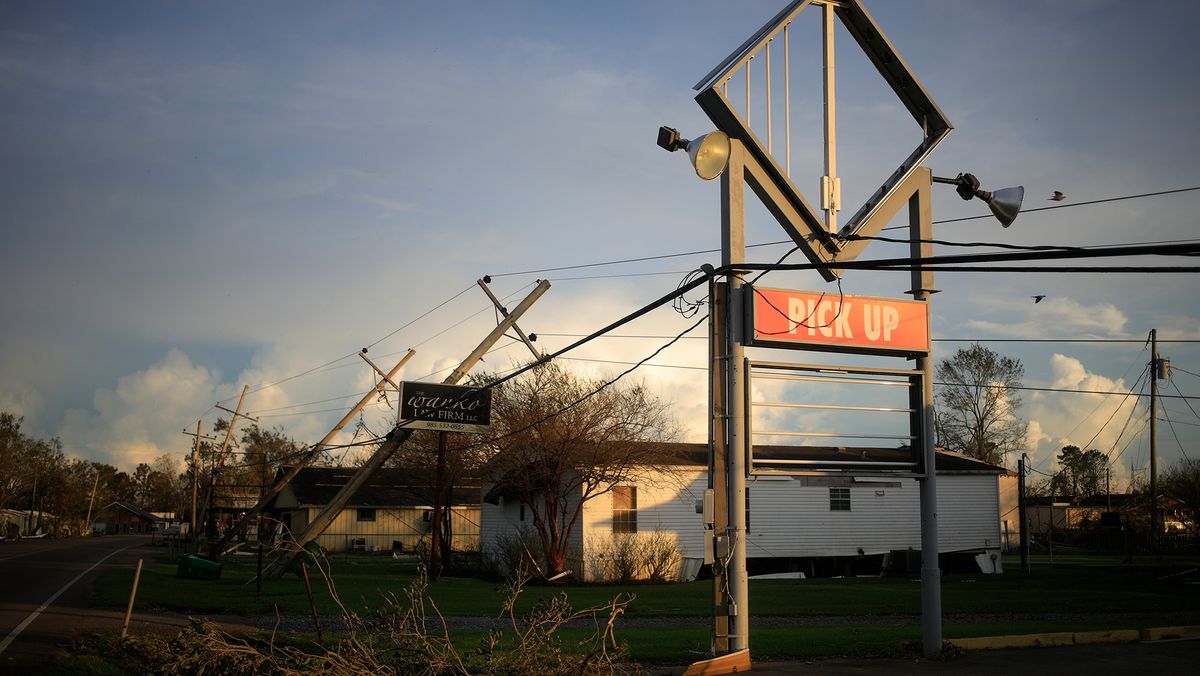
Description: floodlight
657,126,731,181
933,173,1025,227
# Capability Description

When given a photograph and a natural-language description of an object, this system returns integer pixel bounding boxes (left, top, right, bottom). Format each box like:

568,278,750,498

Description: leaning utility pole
84,470,101,535
204,385,250,557
214,350,415,552
266,280,550,577
182,420,216,549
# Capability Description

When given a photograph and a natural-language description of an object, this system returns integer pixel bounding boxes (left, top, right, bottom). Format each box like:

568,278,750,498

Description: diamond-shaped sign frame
693,0,952,270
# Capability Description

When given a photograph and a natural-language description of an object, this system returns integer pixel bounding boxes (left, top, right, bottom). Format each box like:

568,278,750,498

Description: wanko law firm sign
749,287,929,357
398,382,492,433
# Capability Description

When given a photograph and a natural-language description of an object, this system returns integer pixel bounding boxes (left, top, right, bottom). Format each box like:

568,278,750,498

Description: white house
269,466,481,554
481,443,1006,580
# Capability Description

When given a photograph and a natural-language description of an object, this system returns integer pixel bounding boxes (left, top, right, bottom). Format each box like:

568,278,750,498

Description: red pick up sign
749,287,929,356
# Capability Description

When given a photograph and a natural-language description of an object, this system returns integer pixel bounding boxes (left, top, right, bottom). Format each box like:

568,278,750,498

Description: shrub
585,531,681,583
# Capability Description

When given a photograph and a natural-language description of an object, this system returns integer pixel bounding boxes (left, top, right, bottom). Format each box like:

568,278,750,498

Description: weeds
96,563,638,675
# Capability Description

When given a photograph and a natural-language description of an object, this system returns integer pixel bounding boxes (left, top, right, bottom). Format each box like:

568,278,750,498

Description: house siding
480,482,585,576
300,506,479,553
566,469,1001,575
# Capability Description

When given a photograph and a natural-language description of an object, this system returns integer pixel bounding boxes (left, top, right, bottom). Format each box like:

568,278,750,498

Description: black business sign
398,382,492,433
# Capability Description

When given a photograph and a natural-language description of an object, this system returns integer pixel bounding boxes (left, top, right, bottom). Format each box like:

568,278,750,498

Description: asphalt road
0,535,186,670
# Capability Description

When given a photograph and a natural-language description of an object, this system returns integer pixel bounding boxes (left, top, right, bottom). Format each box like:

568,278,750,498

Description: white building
481,443,1005,580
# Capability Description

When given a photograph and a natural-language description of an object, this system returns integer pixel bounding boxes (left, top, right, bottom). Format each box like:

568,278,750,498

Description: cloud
965,297,1130,339
58,349,223,468
1024,354,1144,487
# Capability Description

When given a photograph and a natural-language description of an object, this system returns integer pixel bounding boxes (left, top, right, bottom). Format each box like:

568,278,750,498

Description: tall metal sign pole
906,169,943,656
720,141,750,651
674,0,955,661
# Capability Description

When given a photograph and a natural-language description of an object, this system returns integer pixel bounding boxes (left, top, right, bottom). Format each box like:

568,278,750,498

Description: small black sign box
398,382,493,433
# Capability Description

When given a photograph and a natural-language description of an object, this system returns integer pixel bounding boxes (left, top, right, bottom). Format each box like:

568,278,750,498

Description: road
0,535,186,670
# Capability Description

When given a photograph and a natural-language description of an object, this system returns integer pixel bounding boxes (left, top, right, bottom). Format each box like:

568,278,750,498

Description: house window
612,486,637,533
519,503,526,522
829,487,851,511
356,507,377,522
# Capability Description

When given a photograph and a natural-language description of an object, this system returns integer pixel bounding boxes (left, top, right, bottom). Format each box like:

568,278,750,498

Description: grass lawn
85,549,1200,665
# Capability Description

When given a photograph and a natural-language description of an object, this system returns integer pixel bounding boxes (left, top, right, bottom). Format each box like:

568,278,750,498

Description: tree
1160,458,1200,538
934,343,1028,468
481,363,677,576
1051,445,1107,498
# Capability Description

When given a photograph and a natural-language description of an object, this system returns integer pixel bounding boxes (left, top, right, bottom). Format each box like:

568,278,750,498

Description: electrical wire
468,313,710,451
1170,378,1200,424
366,281,476,349
920,185,1200,227
535,333,1200,345
1160,403,1194,464
1046,354,1148,452
486,186,1200,279
842,234,1085,252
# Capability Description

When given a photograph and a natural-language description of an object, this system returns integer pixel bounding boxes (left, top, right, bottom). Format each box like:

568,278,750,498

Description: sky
2,0,1198,488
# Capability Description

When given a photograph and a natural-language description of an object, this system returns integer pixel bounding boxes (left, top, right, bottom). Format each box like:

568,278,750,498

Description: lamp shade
987,186,1024,228
686,131,731,180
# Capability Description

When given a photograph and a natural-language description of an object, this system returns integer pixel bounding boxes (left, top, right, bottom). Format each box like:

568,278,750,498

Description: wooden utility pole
84,470,101,535
1149,328,1159,555
1018,454,1029,573
428,431,450,580
216,350,415,552
205,386,249,557
266,280,550,577
182,420,216,549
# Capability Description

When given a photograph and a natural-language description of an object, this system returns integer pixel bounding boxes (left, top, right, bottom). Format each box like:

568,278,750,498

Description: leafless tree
480,363,677,576
935,344,1027,468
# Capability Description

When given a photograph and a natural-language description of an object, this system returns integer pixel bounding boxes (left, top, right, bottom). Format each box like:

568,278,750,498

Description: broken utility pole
266,279,550,577
182,420,217,553
215,349,416,552
201,385,252,556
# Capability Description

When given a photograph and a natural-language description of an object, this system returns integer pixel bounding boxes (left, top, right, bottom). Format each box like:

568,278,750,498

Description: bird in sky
1032,295,1046,303
1049,191,1066,201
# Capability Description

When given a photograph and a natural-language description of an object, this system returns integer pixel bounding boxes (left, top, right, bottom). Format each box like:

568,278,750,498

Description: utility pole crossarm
216,404,259,424
266,280,550,577
215,350,416,553
477,277,543,360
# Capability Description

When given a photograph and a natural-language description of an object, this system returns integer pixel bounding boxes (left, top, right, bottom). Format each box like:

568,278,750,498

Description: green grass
71,550,1200,672
92,551,1200,621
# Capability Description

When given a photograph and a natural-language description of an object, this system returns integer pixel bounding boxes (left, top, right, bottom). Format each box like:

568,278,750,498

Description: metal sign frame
746,360,926,476
693,0,952,268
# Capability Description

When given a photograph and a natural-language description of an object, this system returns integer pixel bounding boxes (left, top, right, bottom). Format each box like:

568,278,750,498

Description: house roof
620,442,1006,474
100,501,163,522
482,442,1006,503
276,466,480,508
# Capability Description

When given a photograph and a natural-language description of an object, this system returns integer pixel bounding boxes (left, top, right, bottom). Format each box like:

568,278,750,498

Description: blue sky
2,0,1198,485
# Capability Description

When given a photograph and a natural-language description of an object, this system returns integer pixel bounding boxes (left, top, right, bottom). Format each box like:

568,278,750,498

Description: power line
536,333,1200,345
488,186,1200,278
366,281,476,349
921,185,1200,227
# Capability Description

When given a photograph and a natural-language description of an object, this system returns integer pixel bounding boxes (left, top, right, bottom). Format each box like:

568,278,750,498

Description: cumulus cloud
966,297,1130,339
1023,354,1144,488
58,349,224,468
